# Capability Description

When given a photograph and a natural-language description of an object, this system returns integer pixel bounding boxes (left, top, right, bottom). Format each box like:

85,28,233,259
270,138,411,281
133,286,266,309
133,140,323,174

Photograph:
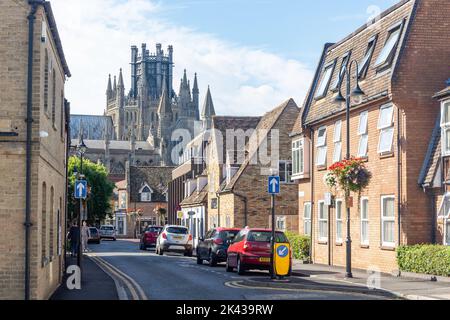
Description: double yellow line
88,254,148,300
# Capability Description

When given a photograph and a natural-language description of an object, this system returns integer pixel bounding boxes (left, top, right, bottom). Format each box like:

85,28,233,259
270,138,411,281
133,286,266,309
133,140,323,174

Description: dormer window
441,100,450,156
374,21,404,71
358,35,378,79
331,52,351,91
139,184,153,202
315,61,336,99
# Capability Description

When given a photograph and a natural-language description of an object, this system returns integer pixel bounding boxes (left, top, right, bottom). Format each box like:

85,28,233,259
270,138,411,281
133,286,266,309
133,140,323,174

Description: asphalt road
87,239,391,300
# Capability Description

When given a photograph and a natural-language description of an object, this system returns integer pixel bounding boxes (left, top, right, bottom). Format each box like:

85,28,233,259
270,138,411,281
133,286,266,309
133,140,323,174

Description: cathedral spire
113,75,117,93
201,86,216,119
118,68,124,89
106,74,112,98
157,76,172,115
182,69,188,87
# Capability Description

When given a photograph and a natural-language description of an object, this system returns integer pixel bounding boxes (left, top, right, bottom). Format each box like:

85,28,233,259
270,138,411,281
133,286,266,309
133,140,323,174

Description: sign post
268,176,280,279
74,179,87,269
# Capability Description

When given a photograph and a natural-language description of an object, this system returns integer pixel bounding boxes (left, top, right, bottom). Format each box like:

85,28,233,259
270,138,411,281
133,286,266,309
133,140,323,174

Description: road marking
88,254,148,300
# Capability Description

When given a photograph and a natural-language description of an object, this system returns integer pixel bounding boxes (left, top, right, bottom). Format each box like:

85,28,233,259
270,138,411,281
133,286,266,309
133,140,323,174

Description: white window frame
315,61,336,99
292,139,304,175
316,126,327,167
139,183,153,202
318,200,328,242
441,100,450,156
304,202,312,236
335,199,343,243
276,216,286,231
378,104,395,154
333,121,342,163
361,197,369,245
279,160,293,183
358,111,369,158
381,195,396,247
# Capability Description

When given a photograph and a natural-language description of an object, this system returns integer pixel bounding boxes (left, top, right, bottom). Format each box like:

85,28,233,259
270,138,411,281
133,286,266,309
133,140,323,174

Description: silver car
156,225,193,256
99,225,117,241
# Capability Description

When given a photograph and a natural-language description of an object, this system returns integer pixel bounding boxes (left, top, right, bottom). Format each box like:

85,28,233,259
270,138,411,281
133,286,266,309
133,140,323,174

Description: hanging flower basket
326,157,372,198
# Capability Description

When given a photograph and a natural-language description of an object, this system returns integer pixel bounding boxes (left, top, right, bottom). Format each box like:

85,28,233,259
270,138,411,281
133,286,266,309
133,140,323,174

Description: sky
51,0,398,117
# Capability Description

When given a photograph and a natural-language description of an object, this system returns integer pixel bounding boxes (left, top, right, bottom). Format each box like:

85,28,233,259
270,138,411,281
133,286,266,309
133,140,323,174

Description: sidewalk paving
50,255,119,300
290,260,450,300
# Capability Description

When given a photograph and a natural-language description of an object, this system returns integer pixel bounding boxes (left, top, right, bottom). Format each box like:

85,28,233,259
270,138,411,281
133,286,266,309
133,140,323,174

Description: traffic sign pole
270,193,276,279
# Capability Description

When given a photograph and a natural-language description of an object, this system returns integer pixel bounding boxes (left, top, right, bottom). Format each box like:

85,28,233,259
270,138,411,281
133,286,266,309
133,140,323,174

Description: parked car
139,226,163,250
88,227,101,244
99,225,117,241
156,225,193,256
196,228,241,266
226,228,291,275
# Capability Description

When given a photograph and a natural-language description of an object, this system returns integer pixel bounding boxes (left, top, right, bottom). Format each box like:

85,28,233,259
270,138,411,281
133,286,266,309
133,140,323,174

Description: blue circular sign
276,245,289,258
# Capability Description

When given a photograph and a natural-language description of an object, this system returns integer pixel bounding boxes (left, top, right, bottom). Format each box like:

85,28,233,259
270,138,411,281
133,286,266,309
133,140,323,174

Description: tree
68,156,115,224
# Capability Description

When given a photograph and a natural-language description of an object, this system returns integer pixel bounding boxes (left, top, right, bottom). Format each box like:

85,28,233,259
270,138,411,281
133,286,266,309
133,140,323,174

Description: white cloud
51,0,313,116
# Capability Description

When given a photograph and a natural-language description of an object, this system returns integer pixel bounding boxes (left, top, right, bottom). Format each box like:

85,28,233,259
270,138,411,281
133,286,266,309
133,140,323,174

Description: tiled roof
419,117,441,187
180,184,208,207
304,0,415,125
129,166,175,202
223,98,299,192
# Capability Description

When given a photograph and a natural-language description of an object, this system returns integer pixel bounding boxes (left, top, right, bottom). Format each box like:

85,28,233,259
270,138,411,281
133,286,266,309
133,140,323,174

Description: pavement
49,240,450,300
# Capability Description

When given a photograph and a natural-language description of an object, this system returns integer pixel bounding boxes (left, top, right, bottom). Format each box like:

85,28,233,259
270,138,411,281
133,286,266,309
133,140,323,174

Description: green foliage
68,156,115,224
285,231,310,261
397,245,450,277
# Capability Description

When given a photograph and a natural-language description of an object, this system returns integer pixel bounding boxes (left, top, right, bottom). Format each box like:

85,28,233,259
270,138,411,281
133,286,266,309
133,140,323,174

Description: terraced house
291,0,450,272
0,0,70,299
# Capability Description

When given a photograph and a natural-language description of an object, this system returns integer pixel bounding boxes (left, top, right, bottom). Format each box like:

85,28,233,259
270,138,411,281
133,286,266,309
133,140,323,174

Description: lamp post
334,60,365,279
76,136,87,268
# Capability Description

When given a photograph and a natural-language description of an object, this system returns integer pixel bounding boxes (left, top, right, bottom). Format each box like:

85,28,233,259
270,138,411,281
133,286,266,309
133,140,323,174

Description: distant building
0,0,70,299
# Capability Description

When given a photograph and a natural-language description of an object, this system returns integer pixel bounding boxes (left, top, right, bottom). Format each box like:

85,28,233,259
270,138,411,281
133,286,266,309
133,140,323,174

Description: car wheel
225,257,233,272
139,243,145,250
237,256,246,275
208,252,217,267
113,238,117,241
184,251,193,257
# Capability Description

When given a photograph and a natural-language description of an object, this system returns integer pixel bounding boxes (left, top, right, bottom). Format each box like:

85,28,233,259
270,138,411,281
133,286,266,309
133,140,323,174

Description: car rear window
147,227,162,233
89,228,98,233
247,231,288,243
219,230,239,240
101,226,114,230
166,227,188,235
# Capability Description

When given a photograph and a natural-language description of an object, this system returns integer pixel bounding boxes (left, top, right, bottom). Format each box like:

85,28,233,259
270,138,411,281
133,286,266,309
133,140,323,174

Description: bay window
316,126,327,167
378,104,394,154
292,139,304,175
441,100,450,156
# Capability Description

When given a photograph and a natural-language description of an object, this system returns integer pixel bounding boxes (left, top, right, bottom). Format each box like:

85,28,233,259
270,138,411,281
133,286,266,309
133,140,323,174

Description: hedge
397,245,450,277
285,231,310,261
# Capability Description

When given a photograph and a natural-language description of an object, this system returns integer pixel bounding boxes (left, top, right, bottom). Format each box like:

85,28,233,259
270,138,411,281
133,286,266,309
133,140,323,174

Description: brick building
0,0,70,299
420,80,450,245
291,0,450,273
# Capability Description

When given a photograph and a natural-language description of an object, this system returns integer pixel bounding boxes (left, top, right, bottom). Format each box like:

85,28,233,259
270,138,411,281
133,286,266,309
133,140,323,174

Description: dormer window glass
358,35,378,79
331,52,351,91
374,21,404,70
315,61,336,99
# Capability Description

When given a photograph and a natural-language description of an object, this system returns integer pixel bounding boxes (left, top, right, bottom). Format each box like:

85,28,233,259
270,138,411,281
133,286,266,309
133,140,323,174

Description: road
87,239,392,300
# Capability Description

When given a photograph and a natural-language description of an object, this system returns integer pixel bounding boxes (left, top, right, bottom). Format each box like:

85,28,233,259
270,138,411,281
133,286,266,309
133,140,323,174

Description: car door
228,230,244,267
198,230,211,259
205,229,217,257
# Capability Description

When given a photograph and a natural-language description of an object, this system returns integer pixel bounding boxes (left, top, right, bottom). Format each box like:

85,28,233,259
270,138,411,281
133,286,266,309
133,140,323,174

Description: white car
99,225,117,241
156,225,193,256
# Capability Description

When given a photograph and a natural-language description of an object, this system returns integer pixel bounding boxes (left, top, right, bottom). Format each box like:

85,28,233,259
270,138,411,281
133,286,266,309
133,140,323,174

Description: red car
226,228,291,275
139,226,163,250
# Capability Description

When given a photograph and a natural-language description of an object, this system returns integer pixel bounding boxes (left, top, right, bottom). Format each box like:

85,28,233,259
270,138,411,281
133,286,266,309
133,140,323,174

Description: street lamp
334,60,365,279
76,136,87,268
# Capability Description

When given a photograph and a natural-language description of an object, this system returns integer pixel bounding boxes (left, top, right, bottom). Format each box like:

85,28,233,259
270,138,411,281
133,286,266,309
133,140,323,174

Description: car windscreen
166,227,188,235
146,227,162,233
89,228,98,233
219,230,239,240
247,231,288,243
101,226,114,230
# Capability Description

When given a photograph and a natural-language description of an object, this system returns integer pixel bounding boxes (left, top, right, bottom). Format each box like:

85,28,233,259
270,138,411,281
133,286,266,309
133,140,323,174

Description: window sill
292,173,310,180
380,245,396,251
357,156,369,163
316,165,327,171
379,152,394,159
335,242,343,246
318,240,328,245
360,244,370,249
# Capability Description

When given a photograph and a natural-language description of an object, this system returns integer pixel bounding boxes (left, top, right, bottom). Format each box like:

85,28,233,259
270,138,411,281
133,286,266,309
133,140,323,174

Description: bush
397,245,450,277
285,231,310,261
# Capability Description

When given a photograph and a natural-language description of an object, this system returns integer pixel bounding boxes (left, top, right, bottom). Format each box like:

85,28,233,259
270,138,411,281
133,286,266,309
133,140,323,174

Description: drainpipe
216,192,220,227
397,106,402,247
25,0,44,301
310,129,315,264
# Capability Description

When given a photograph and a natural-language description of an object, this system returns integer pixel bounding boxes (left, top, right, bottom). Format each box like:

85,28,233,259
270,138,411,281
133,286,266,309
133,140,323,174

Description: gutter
25,0,45,301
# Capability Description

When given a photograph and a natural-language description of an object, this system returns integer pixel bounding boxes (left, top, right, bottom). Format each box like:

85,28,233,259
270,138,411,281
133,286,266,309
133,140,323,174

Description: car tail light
189,234,193,241
162,233,167,239
213,238,223,245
